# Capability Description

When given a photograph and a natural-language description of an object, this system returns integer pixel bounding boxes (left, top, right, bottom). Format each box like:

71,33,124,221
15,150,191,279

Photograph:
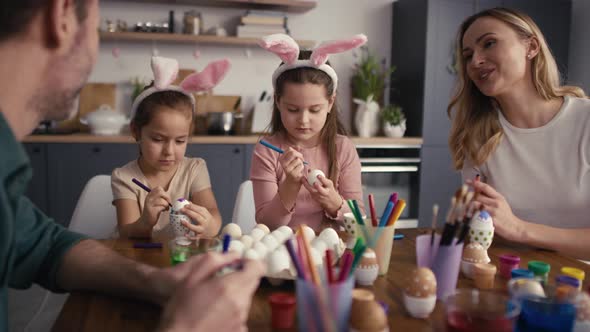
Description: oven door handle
361,165,419,173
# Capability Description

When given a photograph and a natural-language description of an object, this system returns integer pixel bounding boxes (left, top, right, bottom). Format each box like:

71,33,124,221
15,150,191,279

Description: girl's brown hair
269,50,347,183
131,82,194,138
448,7,586,170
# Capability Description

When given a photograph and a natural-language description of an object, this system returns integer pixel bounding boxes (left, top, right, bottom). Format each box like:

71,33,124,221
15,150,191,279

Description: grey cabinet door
422,0,475,146
23,143,49,215
418,146,462,227
186,144,243,225
47,143,137,226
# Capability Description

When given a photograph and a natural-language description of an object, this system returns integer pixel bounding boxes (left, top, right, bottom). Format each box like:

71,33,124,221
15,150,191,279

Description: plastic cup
516,296,576,332
269,292,296,329
445,289,520,332
296,277,354,332
416,233,441,268
499,254,520,279
431,239,464,300
168,237,220,265
357,223,395,275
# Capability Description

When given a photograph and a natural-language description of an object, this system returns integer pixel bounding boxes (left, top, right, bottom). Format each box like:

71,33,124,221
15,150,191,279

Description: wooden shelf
100,31,315,48
103,0,317,13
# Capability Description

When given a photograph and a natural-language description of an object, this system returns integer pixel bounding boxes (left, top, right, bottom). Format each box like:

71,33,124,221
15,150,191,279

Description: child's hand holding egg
307,169,326,186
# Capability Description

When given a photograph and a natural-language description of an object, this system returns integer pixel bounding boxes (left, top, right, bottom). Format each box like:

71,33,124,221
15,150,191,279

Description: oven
356,143,421,228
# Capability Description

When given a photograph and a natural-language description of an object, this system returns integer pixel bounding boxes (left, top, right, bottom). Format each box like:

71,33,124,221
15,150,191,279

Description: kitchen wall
91,0,395,132
568,0,590,92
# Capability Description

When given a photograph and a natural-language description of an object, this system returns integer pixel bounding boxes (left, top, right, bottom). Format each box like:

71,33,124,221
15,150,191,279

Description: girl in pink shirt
251,34,367,231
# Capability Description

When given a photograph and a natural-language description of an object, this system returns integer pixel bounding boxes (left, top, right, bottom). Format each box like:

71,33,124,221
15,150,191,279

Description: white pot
403,293,436,319
80,104,129,135
383,120,406,138
354,98,380,138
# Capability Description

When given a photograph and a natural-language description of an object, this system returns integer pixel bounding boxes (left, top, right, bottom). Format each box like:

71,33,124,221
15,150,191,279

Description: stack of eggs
220,223,345,279
461,242,490,279
403,267,437,318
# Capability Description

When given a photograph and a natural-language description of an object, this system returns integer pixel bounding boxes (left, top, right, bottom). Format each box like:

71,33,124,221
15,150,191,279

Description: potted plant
381,104,406,138
351,46,396,137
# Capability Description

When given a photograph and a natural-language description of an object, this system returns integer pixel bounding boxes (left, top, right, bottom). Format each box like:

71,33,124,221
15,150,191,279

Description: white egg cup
354,264,379,286
403,293,436,319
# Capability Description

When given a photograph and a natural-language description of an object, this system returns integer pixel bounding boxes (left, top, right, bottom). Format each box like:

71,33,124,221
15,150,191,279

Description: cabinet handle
92,146,101,153
233,148,241,154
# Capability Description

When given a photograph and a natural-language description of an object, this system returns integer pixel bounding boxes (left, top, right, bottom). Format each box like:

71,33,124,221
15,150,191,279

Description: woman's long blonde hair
448,7,586,170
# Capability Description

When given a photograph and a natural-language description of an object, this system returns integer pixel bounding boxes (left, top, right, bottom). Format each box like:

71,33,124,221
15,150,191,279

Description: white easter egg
253,241,269,259
277,225,294,238
267,250,290,275
243,248,260,260
299,225,316,243
307,169,326,186
221,223,242,239
254,223,271,234
250,228,265,242
240,235,254,249
319,228,340,249
271,230,287,244
309,247,323,266
228,240,245,255
311,237,328,255
261,234,279,251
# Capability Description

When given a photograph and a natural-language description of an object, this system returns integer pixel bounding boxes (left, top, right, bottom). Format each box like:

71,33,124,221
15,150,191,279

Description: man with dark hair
0,1,264,331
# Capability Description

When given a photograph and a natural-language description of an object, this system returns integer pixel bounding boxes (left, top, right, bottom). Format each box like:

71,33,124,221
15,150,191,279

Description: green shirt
0,113,87,331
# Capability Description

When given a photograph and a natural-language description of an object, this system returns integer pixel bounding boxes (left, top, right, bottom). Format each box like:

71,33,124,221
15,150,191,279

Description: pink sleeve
250,143,294,229
329,137,365,221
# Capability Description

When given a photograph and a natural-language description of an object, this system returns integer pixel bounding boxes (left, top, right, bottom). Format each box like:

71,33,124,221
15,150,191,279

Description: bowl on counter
80,104,129,135
205,111,243,135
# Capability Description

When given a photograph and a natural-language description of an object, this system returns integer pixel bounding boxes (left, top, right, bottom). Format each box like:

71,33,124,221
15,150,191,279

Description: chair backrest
231,180,257,234
69,175,117,238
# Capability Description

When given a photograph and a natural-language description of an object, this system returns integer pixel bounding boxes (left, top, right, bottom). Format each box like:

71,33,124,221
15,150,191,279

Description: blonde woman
448,8,590,259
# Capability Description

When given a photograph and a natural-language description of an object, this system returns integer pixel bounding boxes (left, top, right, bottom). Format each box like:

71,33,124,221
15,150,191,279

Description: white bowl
80,104,129,135
403,293,436,319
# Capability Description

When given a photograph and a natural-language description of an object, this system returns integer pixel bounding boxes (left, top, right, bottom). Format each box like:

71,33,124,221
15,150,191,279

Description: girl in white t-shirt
112,57,230,238
447,8,590,259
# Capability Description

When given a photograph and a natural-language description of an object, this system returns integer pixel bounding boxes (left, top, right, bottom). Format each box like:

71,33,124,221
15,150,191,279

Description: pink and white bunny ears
258,33,367,93
130,56,231,119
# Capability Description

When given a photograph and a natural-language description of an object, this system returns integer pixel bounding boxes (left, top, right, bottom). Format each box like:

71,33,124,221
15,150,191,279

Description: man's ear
46,0,79,53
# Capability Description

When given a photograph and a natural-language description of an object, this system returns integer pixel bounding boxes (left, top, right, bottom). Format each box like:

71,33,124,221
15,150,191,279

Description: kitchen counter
23,134,423,147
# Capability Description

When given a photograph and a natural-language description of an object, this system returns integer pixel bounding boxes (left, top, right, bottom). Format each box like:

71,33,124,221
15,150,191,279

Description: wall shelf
103,0,317,13
100,31,315,48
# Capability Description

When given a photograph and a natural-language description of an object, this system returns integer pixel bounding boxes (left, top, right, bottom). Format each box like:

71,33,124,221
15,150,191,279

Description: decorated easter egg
462,242,490,263
221,223,242,239
469,210,494,250
172,197,191,212
307,169,326,186
405,267,437,298
355,248,379,286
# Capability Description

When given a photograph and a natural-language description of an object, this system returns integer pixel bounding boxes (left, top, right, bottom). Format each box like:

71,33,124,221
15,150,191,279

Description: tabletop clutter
160,180,590,332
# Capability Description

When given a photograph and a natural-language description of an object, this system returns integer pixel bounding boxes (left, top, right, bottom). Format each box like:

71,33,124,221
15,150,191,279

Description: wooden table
52,229,590,331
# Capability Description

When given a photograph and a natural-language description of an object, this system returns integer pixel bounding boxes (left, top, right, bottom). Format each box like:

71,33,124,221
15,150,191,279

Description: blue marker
222,234,231,253
394,234,404,240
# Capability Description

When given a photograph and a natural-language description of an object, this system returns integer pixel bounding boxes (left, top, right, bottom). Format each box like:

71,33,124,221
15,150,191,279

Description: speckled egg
405,267,437,298
221,223,242,239
469,210,494,250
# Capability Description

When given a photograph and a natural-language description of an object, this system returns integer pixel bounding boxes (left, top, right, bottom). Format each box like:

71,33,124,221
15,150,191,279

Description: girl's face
462,17,534,97
135,107,192,173
277,82,334,147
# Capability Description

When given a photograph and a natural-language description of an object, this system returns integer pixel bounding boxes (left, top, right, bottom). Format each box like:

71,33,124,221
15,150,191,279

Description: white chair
21,175,117,332
68,174,117,238
231,180,257,234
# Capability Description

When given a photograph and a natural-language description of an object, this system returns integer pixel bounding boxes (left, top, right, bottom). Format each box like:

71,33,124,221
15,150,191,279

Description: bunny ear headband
258,33,367,93
130,56,231,119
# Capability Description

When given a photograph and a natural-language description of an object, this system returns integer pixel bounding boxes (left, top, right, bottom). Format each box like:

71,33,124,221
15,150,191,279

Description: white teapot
80,104,129,135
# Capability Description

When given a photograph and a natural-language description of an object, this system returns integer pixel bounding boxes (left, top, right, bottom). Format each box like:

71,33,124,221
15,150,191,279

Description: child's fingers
472,181,500,198
316,174,332,188
313,181,329,196
300,178,317,193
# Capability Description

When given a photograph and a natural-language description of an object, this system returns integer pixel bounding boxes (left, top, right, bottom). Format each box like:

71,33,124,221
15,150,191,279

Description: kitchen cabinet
23,143,49,215
391,0,571,226
47,144,137,226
